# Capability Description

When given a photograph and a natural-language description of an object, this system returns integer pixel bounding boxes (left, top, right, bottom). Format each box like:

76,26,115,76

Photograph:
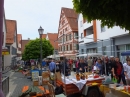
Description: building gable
58,7,78,38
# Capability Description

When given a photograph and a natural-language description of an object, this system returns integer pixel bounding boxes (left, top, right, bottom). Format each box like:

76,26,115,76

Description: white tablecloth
61,76,86,90
61,76,105,91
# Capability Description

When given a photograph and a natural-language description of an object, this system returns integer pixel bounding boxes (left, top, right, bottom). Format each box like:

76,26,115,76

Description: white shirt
124,64,130,79
123,63,127,70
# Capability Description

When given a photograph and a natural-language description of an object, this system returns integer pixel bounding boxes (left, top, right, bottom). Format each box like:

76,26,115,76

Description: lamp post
38,26,44,75
0,0,5,96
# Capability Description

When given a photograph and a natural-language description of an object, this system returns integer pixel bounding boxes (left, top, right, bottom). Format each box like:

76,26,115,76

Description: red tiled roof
47,33,58,49
62,7,78,31
6,19,17,44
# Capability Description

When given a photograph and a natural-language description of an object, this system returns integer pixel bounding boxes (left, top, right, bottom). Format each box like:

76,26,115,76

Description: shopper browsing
124,58,130,85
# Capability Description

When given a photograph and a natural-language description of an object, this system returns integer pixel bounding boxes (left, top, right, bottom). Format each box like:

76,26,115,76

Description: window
64,35,66,42
66,45,68,51
101,25,106,32
80,21,83,27
102,46,106,55
87,48,97,53
73,43,79,50
66,35,68,41
81,49,84,54
69,34,71,40
126,44,130,50
81,33,83,38
12,46,17,55
74,33,78,39
70,44,72,50
65,27,68,31
86,48,88,53
6,46,10,53
68,45,70,50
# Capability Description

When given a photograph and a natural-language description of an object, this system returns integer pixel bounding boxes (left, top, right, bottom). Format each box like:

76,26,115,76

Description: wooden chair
42,71,50,85
47,82,55,97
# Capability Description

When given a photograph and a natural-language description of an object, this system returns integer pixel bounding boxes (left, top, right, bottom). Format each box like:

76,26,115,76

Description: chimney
28,38,30,40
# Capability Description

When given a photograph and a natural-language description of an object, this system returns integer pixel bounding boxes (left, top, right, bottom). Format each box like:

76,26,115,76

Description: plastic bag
112,77,117,83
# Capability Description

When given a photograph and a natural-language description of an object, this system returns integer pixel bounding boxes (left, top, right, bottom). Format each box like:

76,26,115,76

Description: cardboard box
33,81,39,86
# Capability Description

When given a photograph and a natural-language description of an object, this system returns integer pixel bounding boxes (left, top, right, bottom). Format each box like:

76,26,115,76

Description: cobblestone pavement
3,71,32,97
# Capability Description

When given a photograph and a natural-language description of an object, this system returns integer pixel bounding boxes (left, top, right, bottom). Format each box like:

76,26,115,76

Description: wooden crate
33,81,39,86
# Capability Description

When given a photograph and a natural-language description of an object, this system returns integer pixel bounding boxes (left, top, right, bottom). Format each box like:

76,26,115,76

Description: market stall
56,72,105,96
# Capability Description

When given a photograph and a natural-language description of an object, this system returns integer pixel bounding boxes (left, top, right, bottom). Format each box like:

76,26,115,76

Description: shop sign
2,51,9,55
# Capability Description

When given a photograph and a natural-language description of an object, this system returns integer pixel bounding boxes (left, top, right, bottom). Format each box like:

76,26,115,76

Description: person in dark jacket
112,57,126,84
62,59,70,76
78,59,87,73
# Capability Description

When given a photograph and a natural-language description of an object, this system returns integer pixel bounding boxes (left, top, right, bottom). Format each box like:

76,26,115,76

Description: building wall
58,12,78,59
96,21,129,40
4,30,17,69
78,13,129,58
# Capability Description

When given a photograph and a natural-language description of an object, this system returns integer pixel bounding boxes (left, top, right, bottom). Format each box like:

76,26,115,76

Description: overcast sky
4,0,73,39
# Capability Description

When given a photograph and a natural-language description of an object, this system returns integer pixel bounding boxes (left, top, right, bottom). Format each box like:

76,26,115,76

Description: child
124,58,130,85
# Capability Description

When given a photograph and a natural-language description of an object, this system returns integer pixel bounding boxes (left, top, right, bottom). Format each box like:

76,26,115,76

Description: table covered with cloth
56,75,105,96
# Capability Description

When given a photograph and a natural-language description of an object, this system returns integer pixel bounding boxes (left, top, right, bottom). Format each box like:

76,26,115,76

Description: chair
47,82,55,97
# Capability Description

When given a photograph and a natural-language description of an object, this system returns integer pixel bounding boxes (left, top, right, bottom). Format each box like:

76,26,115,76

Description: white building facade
78,14,130,59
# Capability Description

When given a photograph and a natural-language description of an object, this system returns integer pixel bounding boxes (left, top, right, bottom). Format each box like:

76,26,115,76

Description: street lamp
38,26,44,75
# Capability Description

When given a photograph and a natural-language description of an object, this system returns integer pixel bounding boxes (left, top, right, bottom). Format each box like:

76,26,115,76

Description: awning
77,53,102,57
47,55,60,58
121,51,130,56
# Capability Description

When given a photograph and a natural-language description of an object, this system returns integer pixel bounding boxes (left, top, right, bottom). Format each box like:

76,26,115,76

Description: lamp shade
38,26,44,35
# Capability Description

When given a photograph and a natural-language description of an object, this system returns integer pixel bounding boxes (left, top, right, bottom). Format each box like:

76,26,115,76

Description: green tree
73,0,130,31
22,38,54,60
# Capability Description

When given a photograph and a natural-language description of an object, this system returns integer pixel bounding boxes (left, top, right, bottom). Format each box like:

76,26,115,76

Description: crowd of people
20,55,130,86
48,56,130,86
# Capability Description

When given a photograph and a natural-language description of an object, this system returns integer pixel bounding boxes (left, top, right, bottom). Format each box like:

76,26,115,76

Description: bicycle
4,64,19,72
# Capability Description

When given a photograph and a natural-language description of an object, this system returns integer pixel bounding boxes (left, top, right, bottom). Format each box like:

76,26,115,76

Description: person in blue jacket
42,59,46,67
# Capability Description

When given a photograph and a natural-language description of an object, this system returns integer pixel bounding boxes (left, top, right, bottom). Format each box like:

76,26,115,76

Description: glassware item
76,72,80,81
81,73,85,80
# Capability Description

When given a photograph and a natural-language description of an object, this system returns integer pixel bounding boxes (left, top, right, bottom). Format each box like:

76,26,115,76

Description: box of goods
33,81,39,86
33,77,39,81
42,72,50,85
32,71,39,79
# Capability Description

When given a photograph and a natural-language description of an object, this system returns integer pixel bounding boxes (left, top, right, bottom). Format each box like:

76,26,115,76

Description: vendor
78,59,87,73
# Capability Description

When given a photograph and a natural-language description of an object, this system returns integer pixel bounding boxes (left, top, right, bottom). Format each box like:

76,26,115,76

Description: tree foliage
22,38,54,60
73,0,130,31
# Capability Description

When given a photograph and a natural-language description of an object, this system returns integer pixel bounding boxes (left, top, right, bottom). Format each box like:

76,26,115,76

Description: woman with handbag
111,57,124,84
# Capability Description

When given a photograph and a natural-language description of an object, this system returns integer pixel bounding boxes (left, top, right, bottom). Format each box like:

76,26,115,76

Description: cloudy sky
4,0,73,39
